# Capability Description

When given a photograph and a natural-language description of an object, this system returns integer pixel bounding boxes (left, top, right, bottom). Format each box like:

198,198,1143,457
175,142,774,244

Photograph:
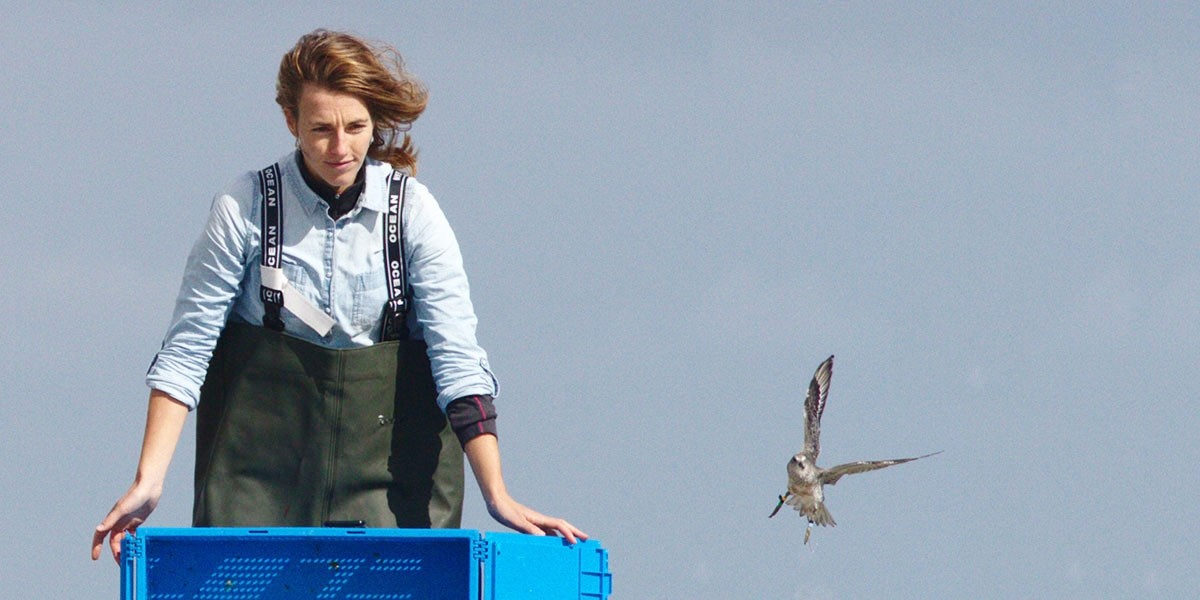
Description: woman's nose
331,132,348,154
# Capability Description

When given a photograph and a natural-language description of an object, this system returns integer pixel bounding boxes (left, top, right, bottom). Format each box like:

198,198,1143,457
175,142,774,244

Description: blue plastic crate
120,527,611,600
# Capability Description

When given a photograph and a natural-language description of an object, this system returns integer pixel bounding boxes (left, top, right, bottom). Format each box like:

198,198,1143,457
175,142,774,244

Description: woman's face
285,85,374,192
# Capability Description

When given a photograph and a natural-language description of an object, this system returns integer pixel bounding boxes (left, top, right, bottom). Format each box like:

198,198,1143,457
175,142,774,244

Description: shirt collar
283,152,392,217
357,159,399,214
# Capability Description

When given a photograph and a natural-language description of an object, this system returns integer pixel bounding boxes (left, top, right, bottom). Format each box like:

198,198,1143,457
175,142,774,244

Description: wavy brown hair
276,29,428,174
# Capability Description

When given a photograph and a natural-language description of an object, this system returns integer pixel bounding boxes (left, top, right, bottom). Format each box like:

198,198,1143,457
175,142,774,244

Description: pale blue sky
3,3,1197,598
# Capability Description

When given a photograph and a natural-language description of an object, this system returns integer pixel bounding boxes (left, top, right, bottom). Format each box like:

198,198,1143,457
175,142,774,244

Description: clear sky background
2,3,1197,598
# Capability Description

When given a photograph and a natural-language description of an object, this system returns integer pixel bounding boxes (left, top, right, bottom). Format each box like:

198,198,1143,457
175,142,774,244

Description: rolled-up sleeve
404,182,498,410
146,187,251,409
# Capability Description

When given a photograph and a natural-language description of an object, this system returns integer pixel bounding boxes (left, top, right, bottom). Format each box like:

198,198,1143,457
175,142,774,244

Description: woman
92,29,584,562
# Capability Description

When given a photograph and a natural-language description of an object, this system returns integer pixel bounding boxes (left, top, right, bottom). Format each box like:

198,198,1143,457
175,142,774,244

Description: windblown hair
276,29,428,174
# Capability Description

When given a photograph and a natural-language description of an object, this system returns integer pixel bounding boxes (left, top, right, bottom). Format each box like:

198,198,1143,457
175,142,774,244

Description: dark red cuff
446,394,498,446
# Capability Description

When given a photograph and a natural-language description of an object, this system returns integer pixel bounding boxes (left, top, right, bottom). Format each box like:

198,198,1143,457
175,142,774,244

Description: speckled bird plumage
769,355,940,543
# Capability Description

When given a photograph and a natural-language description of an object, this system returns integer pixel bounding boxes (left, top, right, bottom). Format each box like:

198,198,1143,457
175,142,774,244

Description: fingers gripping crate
120,527,611,600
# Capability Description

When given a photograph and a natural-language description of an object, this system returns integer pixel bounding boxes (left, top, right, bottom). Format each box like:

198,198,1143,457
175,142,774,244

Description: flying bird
769,355,941,544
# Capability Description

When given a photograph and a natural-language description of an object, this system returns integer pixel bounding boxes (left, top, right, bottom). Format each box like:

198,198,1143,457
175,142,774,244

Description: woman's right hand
91,481,163,563
91,390,189,564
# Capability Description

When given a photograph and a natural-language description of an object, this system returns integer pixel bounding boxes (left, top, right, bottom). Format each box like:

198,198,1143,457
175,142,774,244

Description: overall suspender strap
257,163,335,337
258,164,285,332
381,171,410,342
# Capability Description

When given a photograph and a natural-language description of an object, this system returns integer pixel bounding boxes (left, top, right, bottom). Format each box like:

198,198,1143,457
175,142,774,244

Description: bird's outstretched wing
802,355,834,461
819,451,942,485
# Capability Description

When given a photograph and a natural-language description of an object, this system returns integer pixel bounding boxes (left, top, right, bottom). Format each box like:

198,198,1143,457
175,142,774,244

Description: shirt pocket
351,266,390,332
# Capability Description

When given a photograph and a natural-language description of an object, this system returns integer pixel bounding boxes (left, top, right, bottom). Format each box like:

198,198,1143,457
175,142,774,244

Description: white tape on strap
261,265,288,291
260,265,335,337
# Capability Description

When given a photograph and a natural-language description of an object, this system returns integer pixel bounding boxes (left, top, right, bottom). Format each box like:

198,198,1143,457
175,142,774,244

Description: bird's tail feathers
809,502,836,527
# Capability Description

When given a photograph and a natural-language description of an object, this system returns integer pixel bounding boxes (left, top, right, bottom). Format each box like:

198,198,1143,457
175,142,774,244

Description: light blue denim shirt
147,153,497,411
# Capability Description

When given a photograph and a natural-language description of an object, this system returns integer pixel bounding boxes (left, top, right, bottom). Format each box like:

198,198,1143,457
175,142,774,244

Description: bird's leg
769,492,790,518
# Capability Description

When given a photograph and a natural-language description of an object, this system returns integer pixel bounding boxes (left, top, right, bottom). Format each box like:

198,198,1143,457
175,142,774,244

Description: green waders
193,321,464,528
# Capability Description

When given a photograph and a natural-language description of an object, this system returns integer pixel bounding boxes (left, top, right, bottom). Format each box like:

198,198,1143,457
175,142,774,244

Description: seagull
769,355,941,543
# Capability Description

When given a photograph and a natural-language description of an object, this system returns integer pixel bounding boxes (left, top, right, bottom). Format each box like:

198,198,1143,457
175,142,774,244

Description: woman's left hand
485,492,588,544
462,433,589,544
